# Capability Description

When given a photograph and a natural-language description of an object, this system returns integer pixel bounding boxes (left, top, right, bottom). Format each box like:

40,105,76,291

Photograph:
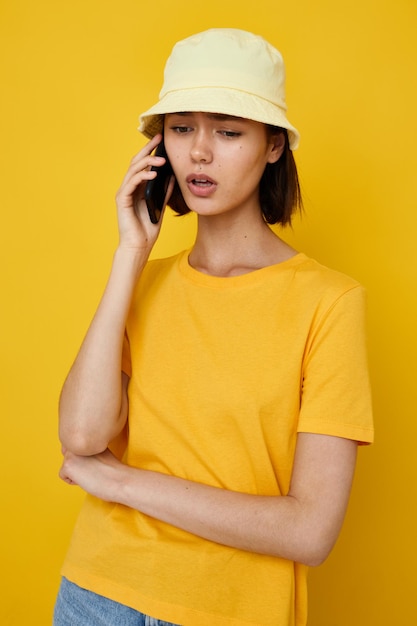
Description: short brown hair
259,127,303,225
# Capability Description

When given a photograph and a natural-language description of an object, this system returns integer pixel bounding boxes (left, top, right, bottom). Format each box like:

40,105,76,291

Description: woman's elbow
58,422,109,456
296,526,339,567
301,545,332,568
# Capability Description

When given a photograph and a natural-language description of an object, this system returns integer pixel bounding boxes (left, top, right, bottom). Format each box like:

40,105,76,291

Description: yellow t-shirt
62,250,374,626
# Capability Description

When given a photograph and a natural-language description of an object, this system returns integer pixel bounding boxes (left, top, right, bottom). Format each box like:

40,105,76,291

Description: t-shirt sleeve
298,285,374,444
121,330,132,378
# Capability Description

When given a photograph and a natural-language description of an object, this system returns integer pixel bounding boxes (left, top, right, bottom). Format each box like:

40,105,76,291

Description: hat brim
138,87,300,150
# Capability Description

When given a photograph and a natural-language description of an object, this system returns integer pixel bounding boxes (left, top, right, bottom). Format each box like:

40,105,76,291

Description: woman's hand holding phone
115,134,174,253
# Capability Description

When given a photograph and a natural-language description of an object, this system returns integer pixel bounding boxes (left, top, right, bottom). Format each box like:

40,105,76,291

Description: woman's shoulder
143,250,185,277
294,253,361,288
289,253,365,308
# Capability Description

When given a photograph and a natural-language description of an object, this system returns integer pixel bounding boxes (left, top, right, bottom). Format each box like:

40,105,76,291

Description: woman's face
163,112,283,221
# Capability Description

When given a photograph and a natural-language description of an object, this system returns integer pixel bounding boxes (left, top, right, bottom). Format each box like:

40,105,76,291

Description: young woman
55,28,373,626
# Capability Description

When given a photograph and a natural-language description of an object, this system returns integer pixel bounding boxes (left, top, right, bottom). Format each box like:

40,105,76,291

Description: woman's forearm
58,136,173,455
121,468,313,562
60,434,355,567
118,467,341,567
58,246,147,455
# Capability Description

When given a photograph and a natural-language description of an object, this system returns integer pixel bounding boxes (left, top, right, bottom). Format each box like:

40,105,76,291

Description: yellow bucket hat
139,28,300,150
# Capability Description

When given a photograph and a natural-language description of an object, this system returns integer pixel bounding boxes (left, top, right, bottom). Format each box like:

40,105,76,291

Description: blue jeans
53,577,180,626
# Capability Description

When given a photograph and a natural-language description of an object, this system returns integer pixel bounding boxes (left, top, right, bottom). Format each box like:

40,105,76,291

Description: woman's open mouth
186,174,217,197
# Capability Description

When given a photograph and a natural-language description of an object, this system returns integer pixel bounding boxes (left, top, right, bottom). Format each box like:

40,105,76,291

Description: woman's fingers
116,135,166,211
114,134,174,249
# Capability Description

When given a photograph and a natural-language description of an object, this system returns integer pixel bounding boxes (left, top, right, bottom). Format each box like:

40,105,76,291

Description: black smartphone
144,139,173,224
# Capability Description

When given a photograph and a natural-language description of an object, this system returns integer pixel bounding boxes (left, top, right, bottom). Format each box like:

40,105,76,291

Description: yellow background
1,1,416,624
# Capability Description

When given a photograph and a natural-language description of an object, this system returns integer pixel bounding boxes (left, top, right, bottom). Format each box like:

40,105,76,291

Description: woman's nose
190,131,213,164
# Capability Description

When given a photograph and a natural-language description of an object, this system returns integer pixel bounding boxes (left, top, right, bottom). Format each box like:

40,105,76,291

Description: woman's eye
171,126,192,134
219,130,241,138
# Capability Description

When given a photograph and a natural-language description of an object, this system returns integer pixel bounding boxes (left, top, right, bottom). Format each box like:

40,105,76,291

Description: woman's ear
267,132,286,164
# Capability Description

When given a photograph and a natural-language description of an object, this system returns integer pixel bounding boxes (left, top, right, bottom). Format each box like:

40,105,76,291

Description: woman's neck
188,213,297,277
